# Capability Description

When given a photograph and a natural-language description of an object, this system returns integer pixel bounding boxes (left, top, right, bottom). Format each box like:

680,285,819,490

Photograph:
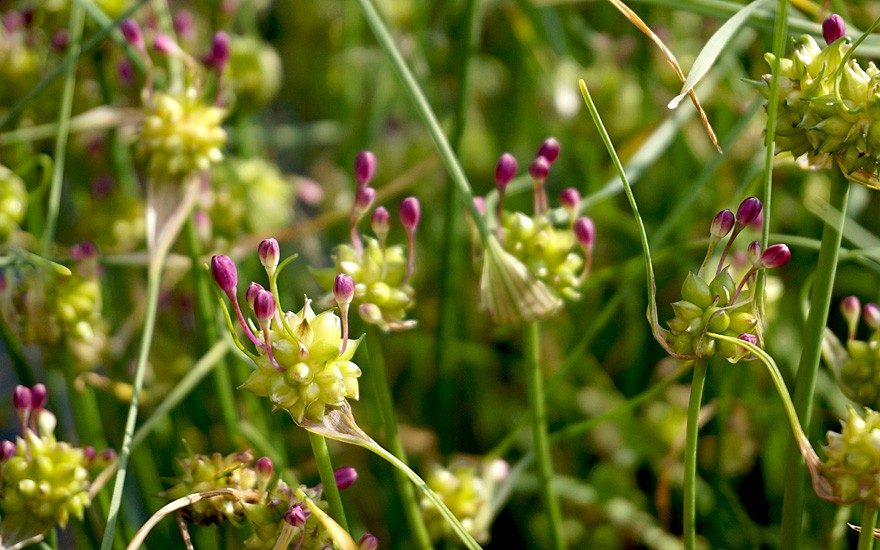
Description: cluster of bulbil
212,241,361,423
820,407,880,505
0,164,27,245
312,151,420,332
823,296,880,408
0,385,114,533
663,197,791,360
757,14,880,185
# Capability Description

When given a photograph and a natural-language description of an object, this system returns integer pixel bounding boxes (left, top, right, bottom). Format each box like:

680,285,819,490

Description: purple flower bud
258,238,280,271
710,210,735,239
211,255,238,293
173,11,194,39
246,282,263,310
210,31,231,69
0,440,15,460
334,274,355,306
253,290,276,322
30,383,47,409
83,446,97,462
71,241,98,261
355,186,376,211
537,137,560,164
13,385,31,411
400,197,421,230
117,59,134,88
529,156,550,180
355,151,377,187
841,295,861,320
357,533,379,550
256,456,273,479
573,216,595,249
739,333,758,345
758,243,791,269
747,241,762,265
371,206,390,237
865,303,880,330
334,466,358,490
153,33,178,55
495,153,517,190
51,30,69,51
823,14,846,45
559,188,581,213
100,448,118,462
735,197,762,228
120,19,144,49
284,504,306,527
3,12,24,32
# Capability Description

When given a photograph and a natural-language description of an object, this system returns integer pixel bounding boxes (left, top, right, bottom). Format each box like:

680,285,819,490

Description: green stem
779,176,850,550
365,326,433,549
525,321,565,550
683,359,709,550
307,431,349,532
859,503,878,550
40,2,84,257
354,0,489,240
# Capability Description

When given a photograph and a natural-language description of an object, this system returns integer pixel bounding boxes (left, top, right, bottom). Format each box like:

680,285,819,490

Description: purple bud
211,255,238,293
573,216,595,249
284,505,306,527
30,383,47,409
246,282,263,310
334,274,355,306
210,31,231,69
842,295,861,320
355,186,376,211
3,12,24,33
735,197,762,228
71,241,98,261
357,533,379,550
823,14,846,45
400,197,421,230
258,238,280,271
173,11,194,39
739,333,758,346
371,206,390,237
559,188,581,213
13,385,31,411
100,448,118,462
153,33,177,55
51,30,69,51
84,446,97,462
865,303,880,330
117,59,134,88
355,151,377,187
710,210,735,239
758,243,791,269
537,137,561,164
0,440,15,460
529,156,550,180
747,241,762,265
334,466,358,491
253,290,276,322
495,153,517,190
256,456,273,479
120,19,144,49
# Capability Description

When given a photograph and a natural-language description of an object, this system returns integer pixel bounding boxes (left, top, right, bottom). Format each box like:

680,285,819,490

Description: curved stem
859,503,878,550
683,359,709,550
780,175,850,549
525,321,565,550
364,326,433,549
307,431,348,531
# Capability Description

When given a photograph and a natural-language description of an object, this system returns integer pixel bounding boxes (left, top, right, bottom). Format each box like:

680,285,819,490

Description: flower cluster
823,296,880,408
662,197,790,361
757,15,880,186
311,151,419,332
212,242,361,423
0,385,114,533
820,407,880,505
472,139,595,323
419,457,509,544
0,164,27,245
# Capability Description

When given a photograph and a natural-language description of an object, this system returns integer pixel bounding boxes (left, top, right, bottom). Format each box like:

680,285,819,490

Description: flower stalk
683,359,708,550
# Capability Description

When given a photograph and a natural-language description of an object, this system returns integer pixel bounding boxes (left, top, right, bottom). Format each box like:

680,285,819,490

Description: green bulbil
821,407,880,504
0,165,27,244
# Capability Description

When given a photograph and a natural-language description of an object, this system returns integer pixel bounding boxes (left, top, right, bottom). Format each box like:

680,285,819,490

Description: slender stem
683,359,709,550
354,0,489,240
307,431,348,531
779,176,849,550
40,2,84,256
859,503,878,550
364,326,433,549
525,321,565,550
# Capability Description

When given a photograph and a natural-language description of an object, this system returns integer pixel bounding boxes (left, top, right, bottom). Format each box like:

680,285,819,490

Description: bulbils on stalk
823,296,880,409
818,407,880,505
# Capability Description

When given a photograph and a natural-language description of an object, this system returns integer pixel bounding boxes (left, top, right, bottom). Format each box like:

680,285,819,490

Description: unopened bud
710,210,735,239
537,137,560,164
284,505,306,527
211,255,238,293
246,282,263,309
173,11,194,39
256,456,273,479
735,197,762,228
334,274,355,306
747,241,762,265
371,206,390,239
823,14,846,45
258,238,280,271
153,33,178,55
400,197,421,230
210,31,231,69
120,19,144,50
334,466,358,490
574,216,595,249
739,333,758,346
758,243,791,269
355,186,376,212
559,188,580,214
31,383,47,409
357,533,379,550
529,156,550,180
52,30,69,50
84,446,97,462
0,440,15,460
100,448,117,462
841,296,861,339
13,385,31,411
495,153,517,190
253,290,276,322
865,303,880,330
355,151,377,187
